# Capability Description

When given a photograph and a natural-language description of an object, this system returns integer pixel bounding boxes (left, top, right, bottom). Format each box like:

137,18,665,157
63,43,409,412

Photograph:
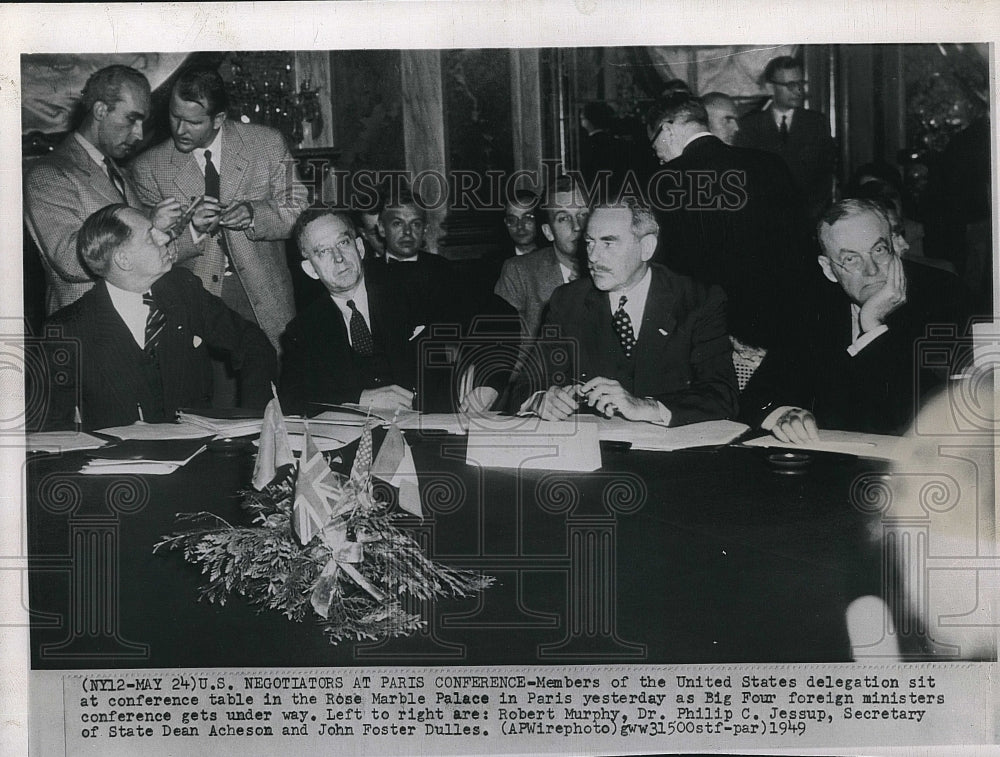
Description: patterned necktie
103,156,127,201
779,114,789,144
204,149,221,199
347,300,375,357
612,295,635,358
142,291,166,356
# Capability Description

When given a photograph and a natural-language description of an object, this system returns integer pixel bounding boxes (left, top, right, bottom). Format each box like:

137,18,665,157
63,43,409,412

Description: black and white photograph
2,2,998,756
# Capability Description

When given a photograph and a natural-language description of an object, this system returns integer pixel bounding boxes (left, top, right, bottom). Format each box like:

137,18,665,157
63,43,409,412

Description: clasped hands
534,378,663,422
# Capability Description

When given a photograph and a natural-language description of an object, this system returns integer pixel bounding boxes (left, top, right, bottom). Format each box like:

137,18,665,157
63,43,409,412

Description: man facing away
740,199,972,441
24,65,183,313
523,197,737,426
40,205,276,431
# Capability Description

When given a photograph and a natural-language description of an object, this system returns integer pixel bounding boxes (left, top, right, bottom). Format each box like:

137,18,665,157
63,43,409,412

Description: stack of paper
742,429,907,461
597,418,749,451
96,422,215,441
177,412,263,438
80,438,208,475
26,431,108,454
465,416,602,471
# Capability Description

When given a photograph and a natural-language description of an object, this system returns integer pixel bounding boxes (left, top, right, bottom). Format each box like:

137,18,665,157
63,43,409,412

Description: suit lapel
221,121,249,203
540,248,566,293
85,283,150,414
632,268,677,386
170,148,206,202
65,137,127,206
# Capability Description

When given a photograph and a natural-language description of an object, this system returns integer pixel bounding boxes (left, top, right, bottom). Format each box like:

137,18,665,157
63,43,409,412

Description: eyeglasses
827,243,894,274
504,214,536,228
648,121,668,145
770,79,806,91
307,237,356,259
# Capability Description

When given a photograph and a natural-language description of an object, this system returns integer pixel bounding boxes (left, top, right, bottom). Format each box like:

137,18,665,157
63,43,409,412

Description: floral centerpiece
155,397,491,643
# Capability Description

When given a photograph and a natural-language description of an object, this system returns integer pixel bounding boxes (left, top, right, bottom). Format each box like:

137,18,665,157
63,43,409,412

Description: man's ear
211,110,226,131
112,248,132,273
639,233,657,262
354,237,366,260
541,223,555,243
301,258,319,280
93,100,109,122
817,255,838,284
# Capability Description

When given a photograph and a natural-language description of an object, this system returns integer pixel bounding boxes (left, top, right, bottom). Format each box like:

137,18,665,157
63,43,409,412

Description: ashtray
765,450,812,474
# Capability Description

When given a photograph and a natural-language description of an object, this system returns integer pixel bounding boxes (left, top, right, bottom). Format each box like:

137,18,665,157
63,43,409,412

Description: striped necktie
103,156,127,202
142,291,166,356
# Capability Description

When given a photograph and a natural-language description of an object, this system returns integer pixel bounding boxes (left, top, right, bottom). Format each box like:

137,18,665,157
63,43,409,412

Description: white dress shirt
106,281,149,348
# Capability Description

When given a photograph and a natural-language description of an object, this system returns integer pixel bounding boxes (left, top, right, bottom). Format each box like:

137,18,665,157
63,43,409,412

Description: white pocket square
658,328,669,336
192,335,203,348
409,325,426,341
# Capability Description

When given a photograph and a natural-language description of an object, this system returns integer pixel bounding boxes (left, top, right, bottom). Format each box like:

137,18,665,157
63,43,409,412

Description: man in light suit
280,208,510,416
494,177,588,339
524,198,737,426
740,199,972,441
40,205,276,432
24,65,183,313
131,67,308,350
736,56,835,222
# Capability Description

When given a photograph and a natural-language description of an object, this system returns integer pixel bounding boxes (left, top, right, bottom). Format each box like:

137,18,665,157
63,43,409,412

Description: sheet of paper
396,412,470,435
284,419,364,445
465,416,602,471
95,421,216,441
176,412,263,438
597,418,749,451
25,431,109,453
741,429,908,461
80,444,207,475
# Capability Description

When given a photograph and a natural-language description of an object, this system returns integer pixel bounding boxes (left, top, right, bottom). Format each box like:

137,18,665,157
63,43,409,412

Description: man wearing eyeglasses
736,56,834,222
280,208,509,416
740,199,971,441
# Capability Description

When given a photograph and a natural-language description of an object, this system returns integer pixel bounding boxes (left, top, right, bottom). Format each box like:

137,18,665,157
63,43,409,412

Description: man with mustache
38,205,276,431
741,199,972,441
24,65,183,313
524,197,738,426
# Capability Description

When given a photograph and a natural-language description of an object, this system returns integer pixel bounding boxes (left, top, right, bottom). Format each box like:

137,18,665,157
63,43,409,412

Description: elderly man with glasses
740,199,972,441
736,55,835,222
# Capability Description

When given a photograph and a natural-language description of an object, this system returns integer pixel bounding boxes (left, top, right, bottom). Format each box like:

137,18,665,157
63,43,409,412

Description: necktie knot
617,295,628,310
204,149,213,164
142,291,155,307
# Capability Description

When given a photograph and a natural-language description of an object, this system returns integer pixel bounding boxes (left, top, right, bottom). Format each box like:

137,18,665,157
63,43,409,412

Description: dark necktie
779,114,789,144
142,291,166,356
103,156,127,201
347,300,375,357
204,149,221,200
612,295,635,358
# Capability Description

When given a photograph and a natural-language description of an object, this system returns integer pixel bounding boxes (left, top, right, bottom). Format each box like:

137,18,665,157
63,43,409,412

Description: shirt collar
607,265,652,309
193,127,224,168
74,132,107,168
105,279,144,305
330,278,369,313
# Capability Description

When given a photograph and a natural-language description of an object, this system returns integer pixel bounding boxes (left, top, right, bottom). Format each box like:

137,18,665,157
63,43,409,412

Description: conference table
27,428,892,669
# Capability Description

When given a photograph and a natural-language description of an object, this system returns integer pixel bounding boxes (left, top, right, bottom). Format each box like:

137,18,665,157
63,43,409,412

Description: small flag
252,394,294,490
292,425,343,545
371,421,422,517
349,417,375,485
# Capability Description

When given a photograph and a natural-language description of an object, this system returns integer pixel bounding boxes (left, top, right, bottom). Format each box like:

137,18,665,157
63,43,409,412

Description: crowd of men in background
25,56,980,441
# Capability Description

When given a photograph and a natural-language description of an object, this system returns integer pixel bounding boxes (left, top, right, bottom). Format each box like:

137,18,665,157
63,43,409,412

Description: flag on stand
349,416,375,485
252,391,293,490
292,425,343,545
370,421,422,517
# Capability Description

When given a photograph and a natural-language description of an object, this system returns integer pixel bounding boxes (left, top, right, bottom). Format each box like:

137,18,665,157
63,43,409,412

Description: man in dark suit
376,185,451,281
646,92,807,352
740,199,972,441
524,198,737,426
24,65,183,313
736,56,835,222
40,205,276,431
280,208,511,416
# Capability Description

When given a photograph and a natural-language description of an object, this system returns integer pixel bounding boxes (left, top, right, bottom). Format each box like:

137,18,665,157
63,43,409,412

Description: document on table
465,416,602,471
177,412,263,438
597,418,749,451
95,421,216,441
742,429,908,461
311,404,421,425
80,438,208,475
25,431,109,454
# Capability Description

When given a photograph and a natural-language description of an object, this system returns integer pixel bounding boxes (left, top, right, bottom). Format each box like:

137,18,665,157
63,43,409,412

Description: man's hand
859,254,907,333
191,196,224,235
580,377,662,422
770,407,820,444
150,198,183,233
359,385,414,411
220,201,254,231
534,385,578,421
459,386,498,415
